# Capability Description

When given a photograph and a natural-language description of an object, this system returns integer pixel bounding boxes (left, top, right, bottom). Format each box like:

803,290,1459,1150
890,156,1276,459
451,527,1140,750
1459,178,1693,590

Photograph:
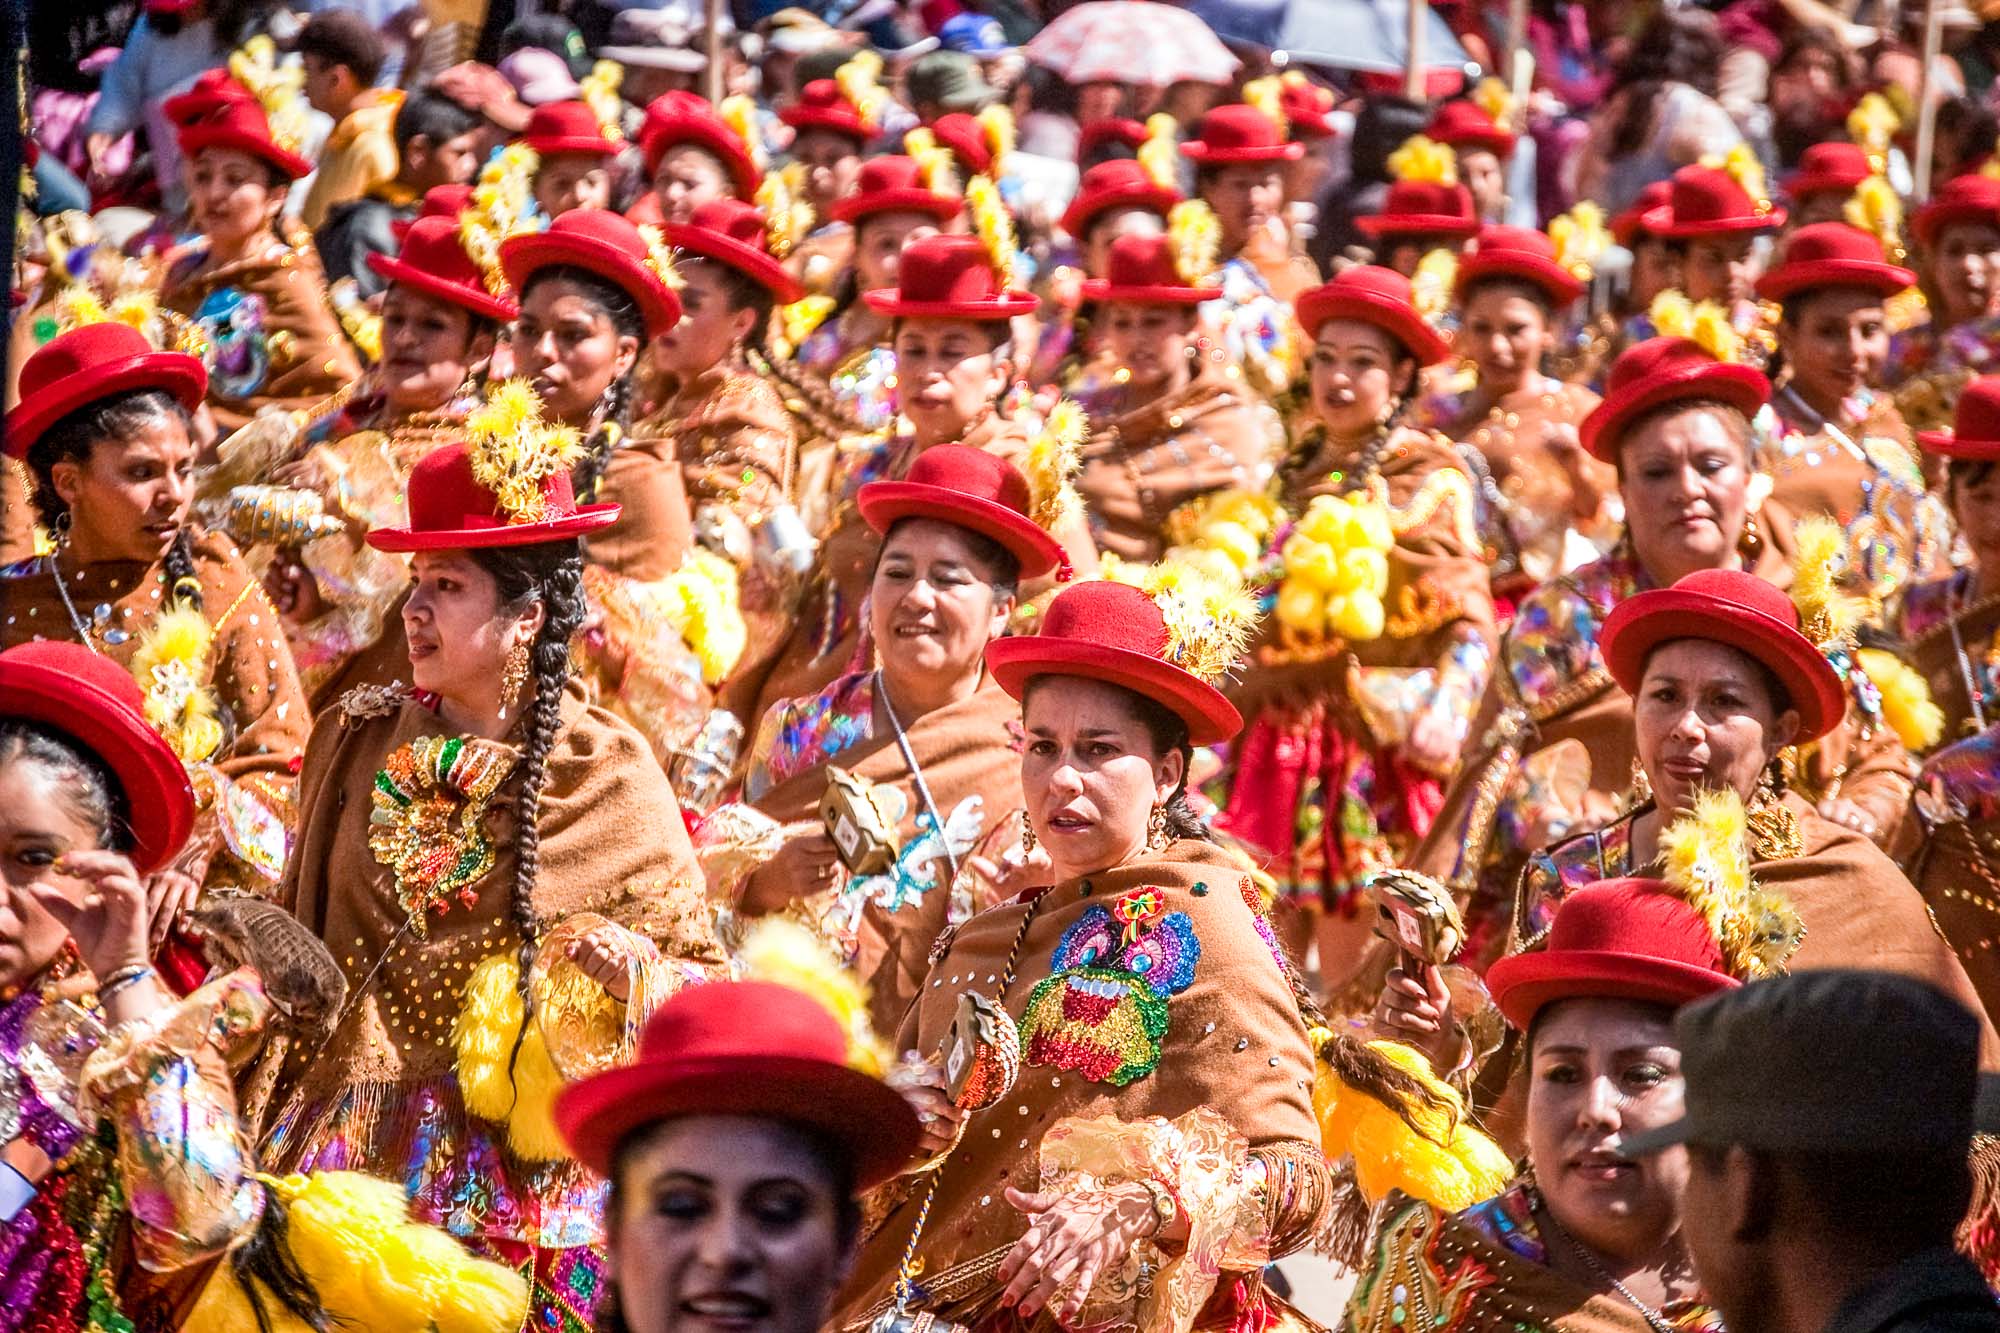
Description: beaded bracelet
97,964,155,1003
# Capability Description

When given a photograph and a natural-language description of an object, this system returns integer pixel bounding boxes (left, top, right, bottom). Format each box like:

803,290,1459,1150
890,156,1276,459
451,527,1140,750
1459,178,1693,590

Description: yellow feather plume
965,173,1018,291
902,127,964,198
453,950,611,1161
1857,647,1946,751
634,222,686,292
131,605,223,763
1548,201,1610,281
1163,487,1280,586
1845,174,1907,263
580,59,627,143
1104,557,1259,684
1649,289,1745,365
1472,76,1513,130
719,94,766,173
48,285,111,337
1242,76,1287,136
739,917,888,1075
834,51,890,134
460,144,540,297
1659,789,1804,981
463,378,586,525
1789,515,1868,651
1847,92,1900,164
663,547,750,684
756,165,815,260
976,103,1015,177
227,36,309,155
1387,134,1456,186
1410,248,1458,327
1027,399,1087,530
1312,1033,1513,1210
770,293,838,362
1701,142,1773,216
1138,113,1181,192
1167,199,1221,286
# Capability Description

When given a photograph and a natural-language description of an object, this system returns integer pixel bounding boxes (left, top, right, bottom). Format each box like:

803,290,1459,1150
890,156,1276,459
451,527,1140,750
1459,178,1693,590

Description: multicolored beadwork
1018,891,1201,1087
369,735,518,934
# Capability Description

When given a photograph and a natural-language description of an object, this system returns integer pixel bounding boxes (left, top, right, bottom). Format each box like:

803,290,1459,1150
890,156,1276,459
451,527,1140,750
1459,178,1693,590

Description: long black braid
519,266,645,504
467,540,589,1102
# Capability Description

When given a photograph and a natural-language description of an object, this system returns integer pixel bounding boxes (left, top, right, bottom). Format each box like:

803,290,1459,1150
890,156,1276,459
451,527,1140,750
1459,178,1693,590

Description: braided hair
519,266,646,504
466,539,589,1088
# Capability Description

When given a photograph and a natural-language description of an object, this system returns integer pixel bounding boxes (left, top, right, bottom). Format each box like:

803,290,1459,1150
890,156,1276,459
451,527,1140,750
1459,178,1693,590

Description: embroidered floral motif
192,287,271,398
1018,890,1200,1086
368,736,518,933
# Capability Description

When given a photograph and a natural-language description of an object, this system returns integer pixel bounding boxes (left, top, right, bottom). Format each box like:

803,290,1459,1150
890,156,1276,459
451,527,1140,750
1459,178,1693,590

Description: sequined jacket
1898,569,2000,748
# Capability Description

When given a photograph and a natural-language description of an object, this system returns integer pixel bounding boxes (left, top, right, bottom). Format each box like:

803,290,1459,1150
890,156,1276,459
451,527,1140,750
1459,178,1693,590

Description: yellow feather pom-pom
505,1017,574,1161
1167,199,1221,287
755,167,814,259
464,378,586,525
771,294,837,361
455,947,620,1161
1547,201,1610,281
1845,175,1906,262
580,60,627,143
663,547,749,683
1702,142,1773,216
1410,248,1457,327
965,173,1018,291
460,144,540,296
1659,790,1803,981
455,953,523,1125
1848,91,1900,161
719,94,766,172
1472,76,1513,130
903,127,963,198
130,605,223,763
1789,515,1868,650
1026,398,1087,530
1242,76,1286,136
739,918,889,1075
1138,113,1181,192
976,103,1015,176
1128,559,1260,683
1857,647,1946,752
1387,134,1456,187
228,36,309,154
834,51,889,133
1313,1035,1512,1210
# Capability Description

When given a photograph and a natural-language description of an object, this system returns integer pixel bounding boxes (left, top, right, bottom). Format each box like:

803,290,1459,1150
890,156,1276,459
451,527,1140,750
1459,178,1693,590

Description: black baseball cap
502,15,593,80
1620,970,1981,1159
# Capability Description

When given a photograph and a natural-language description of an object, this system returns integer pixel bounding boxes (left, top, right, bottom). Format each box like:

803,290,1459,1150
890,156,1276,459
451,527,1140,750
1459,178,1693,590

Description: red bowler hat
0,641,196,874
665,198,805,303
6,323,207,461
368,442,620,552
1455,224,1585,307
1355,180,1480,240
1077,117,1148,163
779,79,870,141
1061,158,1180,240
555,980,922,1186
1917,374,2000,460
929,112,996,176
640,91,759,199
172,90,312,181
1783,141,1872,202
521,99,620,157
1081,231,1219,305
1912,173,2000,248
501,208,685,339
1579,337,1770,463
1295,265,1452,366
162,69,255,126
828,155,962,226
1611,180,1674,248
393,182,478,243
1280,80,1336,141
988,580,1242,744
1643,163,1785,238
1427,98,1513,159
1180,104,1303,165
858,443,1062,577
1485,879,1738,1030
368,215,521,324
1601,568,1844,740
1754,221,1913,303
863,234,1036,319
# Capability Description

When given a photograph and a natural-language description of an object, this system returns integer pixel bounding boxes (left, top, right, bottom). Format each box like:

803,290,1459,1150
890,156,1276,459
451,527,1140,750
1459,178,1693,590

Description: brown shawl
585,433,695,582
1907,818,2000,1032
636,362,798,522
835,840,1324,1329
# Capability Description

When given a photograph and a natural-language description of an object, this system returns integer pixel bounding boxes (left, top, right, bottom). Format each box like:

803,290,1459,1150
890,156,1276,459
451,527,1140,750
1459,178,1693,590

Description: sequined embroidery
1018,890,1200,1086
368,736,518,933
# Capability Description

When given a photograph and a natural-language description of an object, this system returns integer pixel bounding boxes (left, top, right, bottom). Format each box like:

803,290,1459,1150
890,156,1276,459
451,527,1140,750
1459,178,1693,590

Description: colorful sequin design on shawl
532,1243,607,1333
368,735,518,934
1019,890,1200,1086
1204,257,1293,398
1921,725,2000,826
1518,814,1637,943
742,671,875,803
1904,572,2000,724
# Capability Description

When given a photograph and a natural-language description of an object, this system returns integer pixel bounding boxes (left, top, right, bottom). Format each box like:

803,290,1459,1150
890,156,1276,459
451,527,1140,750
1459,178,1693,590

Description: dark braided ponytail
518,266,645,504
467,539,590,1095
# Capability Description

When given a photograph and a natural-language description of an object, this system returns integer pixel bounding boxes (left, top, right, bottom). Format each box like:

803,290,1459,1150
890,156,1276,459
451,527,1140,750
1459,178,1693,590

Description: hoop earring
1018,808,1037,853
51,511,72,548
498,641,531,720
1147,803,1171,852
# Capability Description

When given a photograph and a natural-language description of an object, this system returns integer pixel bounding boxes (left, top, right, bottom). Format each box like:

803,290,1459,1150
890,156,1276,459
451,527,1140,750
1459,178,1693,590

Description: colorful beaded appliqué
369,736,517,933
1018,888,1200,1086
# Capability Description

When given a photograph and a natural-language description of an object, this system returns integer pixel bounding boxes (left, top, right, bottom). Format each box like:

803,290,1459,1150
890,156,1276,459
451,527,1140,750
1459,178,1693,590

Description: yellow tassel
739,918,889,1075
835,51,890,134
1547,201,1610,281
460,144,540,297
130,605,223,763
1789,515,1868,651
1166,200,1221,287
455,953,523,1125
1241,76,1286,136
719,94,766,173
1659,790,1803,980
1472,76,1513,130
976,103,1015,177
1138,113,1181,192
1387,133,1456,186
1701,142,1773,216
1857,647,1946,751
1311,1032,1512,1210
1027,399,1086,529
965,173,1018,291
580,60,627,143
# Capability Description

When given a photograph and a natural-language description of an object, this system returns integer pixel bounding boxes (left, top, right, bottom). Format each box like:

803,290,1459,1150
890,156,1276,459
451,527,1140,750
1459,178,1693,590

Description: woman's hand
1372,960,1455,1069
1818,796,1879,841
264,550,327,625
997,1182,1165,1323
967,826,1054,904
143,870,202,952
1406,710,1460,776
28,851,154,983
568,923,639,1002
901,1067,966,1158
738,830,843,916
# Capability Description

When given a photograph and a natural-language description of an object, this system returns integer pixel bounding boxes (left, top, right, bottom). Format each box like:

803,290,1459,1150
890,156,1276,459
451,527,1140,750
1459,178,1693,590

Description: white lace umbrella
1023,1,1241,87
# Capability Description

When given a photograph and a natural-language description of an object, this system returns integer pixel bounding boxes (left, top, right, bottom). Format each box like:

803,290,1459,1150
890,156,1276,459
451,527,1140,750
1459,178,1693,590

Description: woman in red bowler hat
555,961,921,1333
1030,154,1181,390
259,212,520,701
1511,566,1994,1064
1066,231,1281,562
1782,141,1874,229
1757,221,1946,604
1609,180,1683,333
626,91,760,229
715,446,1062,1031
777,64,881,243
1899,375,2000,743
1212,265,1496,989
1632,161,1785,359
732,232,1098,735
835,573,1335,1332
1887,174,2000,434
1182,102,1314,397
1354,142,1481,281
159,76,360,433
0,639,529,1333
1429,225,1612,604
521,100,621,221
1355,856,1772,1329
4,322,311,903
1426,96,1517,226
265,405,725,1329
